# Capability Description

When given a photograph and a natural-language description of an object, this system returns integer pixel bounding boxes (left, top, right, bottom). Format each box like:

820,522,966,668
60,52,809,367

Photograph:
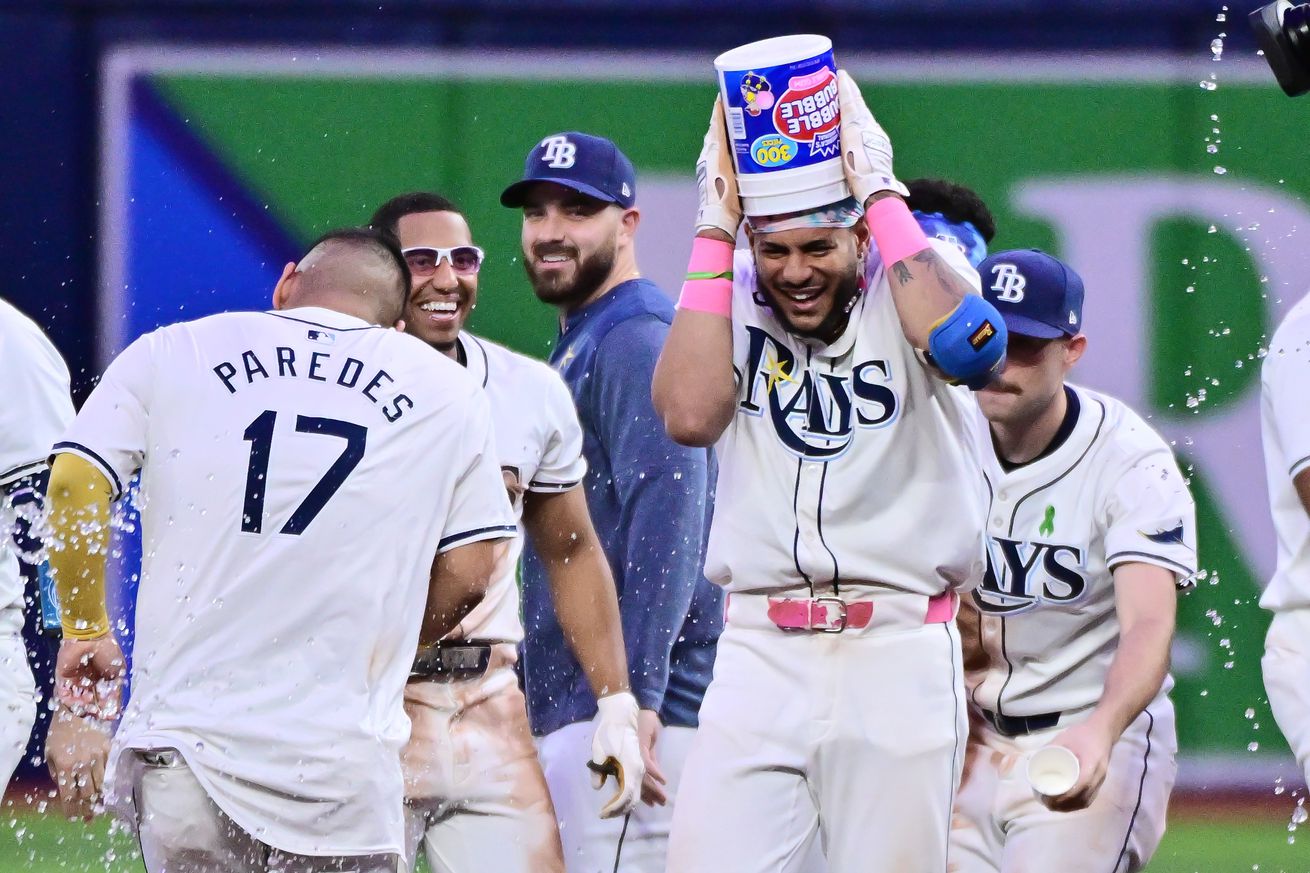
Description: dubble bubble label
720,52,840,176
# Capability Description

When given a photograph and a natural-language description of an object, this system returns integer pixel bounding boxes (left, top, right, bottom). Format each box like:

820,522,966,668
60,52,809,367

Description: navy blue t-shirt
521,278,722,735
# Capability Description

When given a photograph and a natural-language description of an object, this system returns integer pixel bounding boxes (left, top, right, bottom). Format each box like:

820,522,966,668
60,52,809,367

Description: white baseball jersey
1261,291,1310,612
966,383,1197,718
450,332,586,644
0,297,74,632
705,238,990,596
56,306,515,858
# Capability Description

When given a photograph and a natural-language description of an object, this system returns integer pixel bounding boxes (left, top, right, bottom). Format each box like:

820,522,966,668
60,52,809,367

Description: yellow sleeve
47,453,114,640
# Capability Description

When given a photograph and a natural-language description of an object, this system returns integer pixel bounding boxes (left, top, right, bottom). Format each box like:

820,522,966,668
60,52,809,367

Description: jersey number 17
240,410,367,535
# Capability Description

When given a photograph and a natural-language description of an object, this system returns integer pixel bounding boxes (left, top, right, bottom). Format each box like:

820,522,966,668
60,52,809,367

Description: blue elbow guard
927,295,1007,390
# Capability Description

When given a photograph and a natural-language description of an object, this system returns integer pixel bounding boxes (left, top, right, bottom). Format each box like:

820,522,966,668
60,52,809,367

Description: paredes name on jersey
212,338,415,424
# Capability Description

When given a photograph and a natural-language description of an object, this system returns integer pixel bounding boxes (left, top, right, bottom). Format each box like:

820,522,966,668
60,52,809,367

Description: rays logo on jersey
973,536,1090,615
738,325,899,460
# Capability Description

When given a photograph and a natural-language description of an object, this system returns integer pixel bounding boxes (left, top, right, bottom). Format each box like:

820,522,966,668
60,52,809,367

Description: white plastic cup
1026,745,1081,797
713,34,850,216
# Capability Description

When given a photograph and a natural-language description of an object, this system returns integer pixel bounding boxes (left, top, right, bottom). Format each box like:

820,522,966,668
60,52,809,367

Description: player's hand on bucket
45,706,112,820
589,690,645,818
1041,720,1114,812
637,708,669,806
695,96,743,240
836,69,910,206
54,637,126,720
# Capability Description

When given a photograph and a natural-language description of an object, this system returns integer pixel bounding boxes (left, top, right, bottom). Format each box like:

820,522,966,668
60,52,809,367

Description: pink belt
763,590,958,633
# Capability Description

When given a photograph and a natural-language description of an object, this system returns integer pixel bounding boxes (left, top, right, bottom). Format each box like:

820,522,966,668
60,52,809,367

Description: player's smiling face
396,210,478,352
750,225,866,344
978,333,1085,424
520,183,626,310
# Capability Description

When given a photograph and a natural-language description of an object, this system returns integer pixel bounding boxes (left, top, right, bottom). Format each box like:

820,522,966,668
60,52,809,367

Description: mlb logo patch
307,329,336,345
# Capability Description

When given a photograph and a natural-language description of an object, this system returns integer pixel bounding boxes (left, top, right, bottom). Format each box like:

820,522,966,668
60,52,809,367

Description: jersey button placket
797,461,824,580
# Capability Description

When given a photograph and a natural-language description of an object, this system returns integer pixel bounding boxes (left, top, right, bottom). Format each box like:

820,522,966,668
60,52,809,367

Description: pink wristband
686,236,734,277
678,278,733,317
866,197,930,267
678,237,735,318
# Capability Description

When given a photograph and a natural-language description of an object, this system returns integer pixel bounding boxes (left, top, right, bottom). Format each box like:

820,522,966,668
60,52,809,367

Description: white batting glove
590,691,644,819
695,96,743,237
836,69,910,206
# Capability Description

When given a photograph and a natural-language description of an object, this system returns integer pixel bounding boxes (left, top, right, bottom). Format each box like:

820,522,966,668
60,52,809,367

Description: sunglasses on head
402,245,485,277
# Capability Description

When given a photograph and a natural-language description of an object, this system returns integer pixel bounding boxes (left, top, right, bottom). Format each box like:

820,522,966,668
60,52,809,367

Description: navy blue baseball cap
979,249,1084,339
500,132,637,209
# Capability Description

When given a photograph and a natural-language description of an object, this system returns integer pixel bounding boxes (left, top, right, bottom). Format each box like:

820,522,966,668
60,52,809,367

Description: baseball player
0,296,74,792
653,74,1007,872
501,131,722,872
1260,286,1310,790
367,191,640,873
950,249,1197,873
42,228,515,872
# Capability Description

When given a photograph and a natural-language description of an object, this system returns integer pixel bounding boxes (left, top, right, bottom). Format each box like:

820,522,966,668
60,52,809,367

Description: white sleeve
729,248,756,394
53,333,157,499
1264,338,1310,478
526,373,586,493
0,319,75,486
437,389,517,552
1103,447,1198,585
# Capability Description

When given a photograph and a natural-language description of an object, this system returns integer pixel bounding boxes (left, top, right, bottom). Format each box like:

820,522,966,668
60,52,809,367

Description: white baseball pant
1263,608,1310,789
666,591,967,873
538,718,695,873
949,696,1177,873
402,644,564,873
0,629,36,791
131,750,400,872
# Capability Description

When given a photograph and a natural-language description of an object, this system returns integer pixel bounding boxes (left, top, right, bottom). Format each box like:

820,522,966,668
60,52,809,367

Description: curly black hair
905,178,996,243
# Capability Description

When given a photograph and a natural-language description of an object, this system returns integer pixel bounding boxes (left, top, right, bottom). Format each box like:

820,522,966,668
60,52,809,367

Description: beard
525,240,617,309
755,260,863,344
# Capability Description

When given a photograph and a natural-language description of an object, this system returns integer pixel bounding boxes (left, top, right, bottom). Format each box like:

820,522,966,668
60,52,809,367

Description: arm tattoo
910,248,973,296
892,261,913,284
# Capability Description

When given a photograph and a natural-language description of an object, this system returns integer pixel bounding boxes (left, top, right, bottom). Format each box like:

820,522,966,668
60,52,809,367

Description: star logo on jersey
763,354,797,394
973,537,1090,616
738,326,900,460
1140,523,1185,546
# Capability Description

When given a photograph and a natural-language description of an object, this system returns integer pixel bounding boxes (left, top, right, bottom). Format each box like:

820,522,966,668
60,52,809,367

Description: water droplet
1199,79,1217,91
1211,38,1224,60
1207,144,1219,154
1247,741,1259,751
1213,166,1228,175
1245,707,1256,719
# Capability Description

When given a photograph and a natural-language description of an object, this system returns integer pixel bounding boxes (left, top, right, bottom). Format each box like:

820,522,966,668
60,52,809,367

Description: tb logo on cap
990,263,1027,303
540,135,577,169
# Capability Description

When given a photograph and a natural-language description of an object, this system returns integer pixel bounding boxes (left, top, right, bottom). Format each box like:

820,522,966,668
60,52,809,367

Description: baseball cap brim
998,312,1072,340
500,177,621,208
